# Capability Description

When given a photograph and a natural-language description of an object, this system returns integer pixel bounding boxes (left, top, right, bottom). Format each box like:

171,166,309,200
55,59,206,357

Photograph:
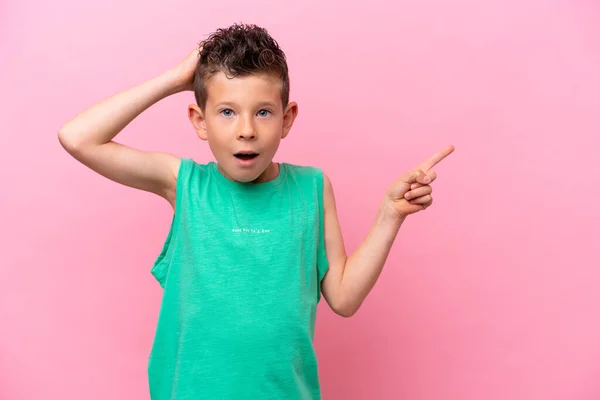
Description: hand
170,47,201,92
383,145,455,219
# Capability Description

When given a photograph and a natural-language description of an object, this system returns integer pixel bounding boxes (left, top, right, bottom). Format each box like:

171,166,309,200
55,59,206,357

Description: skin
58,47,455,318
187,71,298,184
320,145,454,316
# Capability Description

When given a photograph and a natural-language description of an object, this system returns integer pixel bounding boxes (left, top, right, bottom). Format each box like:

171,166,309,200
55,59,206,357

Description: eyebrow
214,101,277,109
256,102,277,108
214,102,238,108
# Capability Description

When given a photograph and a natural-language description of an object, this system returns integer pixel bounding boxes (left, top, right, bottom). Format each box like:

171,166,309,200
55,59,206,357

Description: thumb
388,169,429,199
403,169,430,184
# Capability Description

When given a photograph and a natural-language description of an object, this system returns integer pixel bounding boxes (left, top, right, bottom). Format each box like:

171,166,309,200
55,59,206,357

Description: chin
222,164,265,183
234,174,260,183
242,169,270,183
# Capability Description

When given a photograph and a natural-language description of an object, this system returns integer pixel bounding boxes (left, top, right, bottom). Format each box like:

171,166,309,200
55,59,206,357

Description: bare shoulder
151,151,182,208
321,171,337,210
59,137,182,209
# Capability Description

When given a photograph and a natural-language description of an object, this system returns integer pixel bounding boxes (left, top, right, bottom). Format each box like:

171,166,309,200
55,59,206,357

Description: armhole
315,168,329,303
150,158,190,287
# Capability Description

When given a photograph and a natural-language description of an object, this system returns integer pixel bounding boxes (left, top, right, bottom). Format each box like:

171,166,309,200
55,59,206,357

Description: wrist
160,68,190,95
376,198,407,227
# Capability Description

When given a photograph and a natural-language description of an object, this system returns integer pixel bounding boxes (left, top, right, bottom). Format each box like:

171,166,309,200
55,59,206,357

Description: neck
253,162,279,183
219,162,279,184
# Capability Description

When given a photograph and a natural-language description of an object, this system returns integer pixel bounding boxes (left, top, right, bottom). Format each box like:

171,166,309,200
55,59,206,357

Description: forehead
205,71,282,106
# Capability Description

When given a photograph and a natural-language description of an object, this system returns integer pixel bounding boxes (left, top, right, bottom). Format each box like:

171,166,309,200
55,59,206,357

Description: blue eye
220,109,234,117
257,109,270,117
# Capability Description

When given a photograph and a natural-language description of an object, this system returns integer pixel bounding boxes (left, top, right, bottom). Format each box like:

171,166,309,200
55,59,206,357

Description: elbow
58,127,74,150
331,299,360,318
336,308,358,318
58,126,83,155
326,285,362,318
336,306,358,318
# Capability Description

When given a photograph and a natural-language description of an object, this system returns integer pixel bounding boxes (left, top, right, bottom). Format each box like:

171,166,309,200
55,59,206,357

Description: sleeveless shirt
148,158,329,399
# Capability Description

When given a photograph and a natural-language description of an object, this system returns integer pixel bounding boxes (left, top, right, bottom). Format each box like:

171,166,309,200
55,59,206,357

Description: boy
59,23,453,400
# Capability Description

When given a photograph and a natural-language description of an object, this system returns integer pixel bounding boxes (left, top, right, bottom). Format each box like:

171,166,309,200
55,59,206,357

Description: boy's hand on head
170,46,201,92
383,145,455,219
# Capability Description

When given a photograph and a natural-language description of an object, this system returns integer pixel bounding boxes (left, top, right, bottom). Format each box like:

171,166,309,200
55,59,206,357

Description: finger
428,171,437,183
392,170,433,199
423,198,433,209
409,195,432,205
410,171,437,190
399,168,426,184
416,170,430,185
419,145,455,171
404,185,432,200
423,171,437,184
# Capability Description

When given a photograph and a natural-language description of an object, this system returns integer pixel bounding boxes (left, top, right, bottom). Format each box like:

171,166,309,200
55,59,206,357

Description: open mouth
234,152,259,160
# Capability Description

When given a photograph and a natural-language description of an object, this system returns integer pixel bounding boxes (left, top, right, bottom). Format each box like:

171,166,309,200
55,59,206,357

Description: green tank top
148,158,329,400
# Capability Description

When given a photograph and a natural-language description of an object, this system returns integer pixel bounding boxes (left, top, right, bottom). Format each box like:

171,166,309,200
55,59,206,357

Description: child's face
189,71,298,183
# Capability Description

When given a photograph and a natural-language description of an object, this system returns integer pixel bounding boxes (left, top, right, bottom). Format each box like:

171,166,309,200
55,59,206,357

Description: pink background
2,0,599,399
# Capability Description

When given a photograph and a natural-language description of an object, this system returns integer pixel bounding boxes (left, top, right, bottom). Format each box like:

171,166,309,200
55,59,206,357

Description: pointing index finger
419,145,455,171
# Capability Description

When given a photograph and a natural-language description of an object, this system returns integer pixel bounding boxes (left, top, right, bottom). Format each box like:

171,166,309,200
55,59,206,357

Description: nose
237,115,257,140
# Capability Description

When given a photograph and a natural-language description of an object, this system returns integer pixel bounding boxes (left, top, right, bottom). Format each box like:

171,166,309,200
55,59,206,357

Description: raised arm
58,48,200,208
320,145,455,317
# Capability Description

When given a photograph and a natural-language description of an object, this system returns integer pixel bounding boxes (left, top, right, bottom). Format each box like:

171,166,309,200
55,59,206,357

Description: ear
188,104,208,141
281,101,298,139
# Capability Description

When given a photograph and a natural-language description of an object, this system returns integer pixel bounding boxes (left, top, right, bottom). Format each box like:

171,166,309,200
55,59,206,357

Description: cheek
205,117,223,131
267,115,284,127
206,120,233,139
264,136,283,153
260,118,284,135
204,124,229,149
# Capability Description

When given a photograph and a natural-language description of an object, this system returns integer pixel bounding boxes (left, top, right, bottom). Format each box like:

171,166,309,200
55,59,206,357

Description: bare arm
320,146,455,317
58,48,200,208
320,177,403,317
